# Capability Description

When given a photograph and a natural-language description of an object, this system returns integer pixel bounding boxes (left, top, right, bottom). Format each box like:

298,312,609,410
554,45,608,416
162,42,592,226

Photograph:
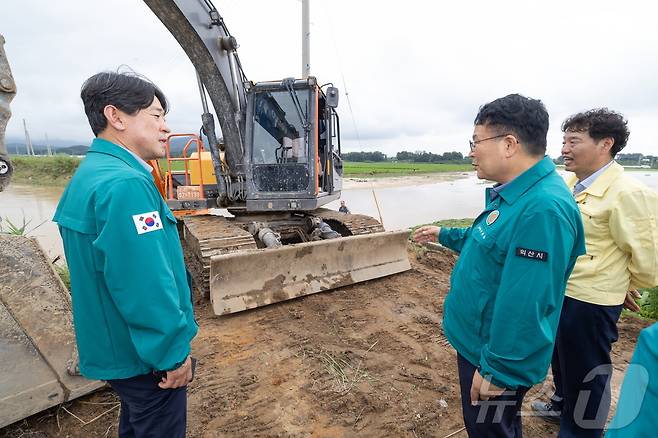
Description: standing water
327,170,658,230
1,184,64,259
2,171,658,258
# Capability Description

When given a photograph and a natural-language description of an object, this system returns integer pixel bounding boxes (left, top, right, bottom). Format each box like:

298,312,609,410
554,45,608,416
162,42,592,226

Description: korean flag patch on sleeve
132,211,163,235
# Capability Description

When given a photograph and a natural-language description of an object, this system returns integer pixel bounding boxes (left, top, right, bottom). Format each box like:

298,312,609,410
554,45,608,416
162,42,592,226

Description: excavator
143,0,411,315
0,0,410,429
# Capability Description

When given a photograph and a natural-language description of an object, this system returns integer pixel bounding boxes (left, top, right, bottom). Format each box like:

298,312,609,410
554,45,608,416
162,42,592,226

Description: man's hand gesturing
412,225,441,244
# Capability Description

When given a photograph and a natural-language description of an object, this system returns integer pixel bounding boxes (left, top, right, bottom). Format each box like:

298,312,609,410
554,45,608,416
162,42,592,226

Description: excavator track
182,209,384,296
313,208,385,236
182,215,258,296
181,210,409,315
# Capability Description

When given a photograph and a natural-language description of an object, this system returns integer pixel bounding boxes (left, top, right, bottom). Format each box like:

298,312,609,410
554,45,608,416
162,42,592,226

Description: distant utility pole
302,0,310,78
45,132,52,156
23,119,34,156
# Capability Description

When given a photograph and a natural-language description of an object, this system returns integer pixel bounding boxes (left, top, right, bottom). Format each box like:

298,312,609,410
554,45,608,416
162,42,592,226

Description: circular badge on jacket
486,210,500,226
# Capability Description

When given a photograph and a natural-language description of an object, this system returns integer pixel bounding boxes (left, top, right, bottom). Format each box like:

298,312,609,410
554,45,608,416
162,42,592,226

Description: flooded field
2,170,657,258
329,169,658,229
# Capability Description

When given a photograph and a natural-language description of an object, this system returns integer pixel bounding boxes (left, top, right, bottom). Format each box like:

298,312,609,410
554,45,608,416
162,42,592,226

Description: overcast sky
2,0,657,158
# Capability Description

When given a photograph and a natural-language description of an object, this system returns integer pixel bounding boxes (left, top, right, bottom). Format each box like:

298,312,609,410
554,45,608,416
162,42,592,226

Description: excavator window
252,90,309,165
251,88,312,193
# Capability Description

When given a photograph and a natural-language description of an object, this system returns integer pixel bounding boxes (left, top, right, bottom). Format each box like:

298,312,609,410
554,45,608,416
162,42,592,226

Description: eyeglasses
469,134,511,151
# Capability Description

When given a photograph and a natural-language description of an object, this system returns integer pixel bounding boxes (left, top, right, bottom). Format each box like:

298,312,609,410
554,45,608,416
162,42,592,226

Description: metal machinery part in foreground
210,230,412,315
0,34,16,191
0,235,104,429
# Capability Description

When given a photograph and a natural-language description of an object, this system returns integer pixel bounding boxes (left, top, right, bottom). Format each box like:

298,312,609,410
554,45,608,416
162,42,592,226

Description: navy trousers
457,354,529,437
551,296,623,438
107,373,187,438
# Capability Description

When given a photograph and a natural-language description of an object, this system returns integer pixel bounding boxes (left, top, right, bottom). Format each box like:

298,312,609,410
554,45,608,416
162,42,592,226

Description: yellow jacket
566,162,658,305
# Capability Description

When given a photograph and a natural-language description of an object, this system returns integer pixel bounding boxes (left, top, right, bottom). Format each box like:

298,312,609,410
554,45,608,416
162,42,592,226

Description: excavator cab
156,78,343,214
245,77,342,211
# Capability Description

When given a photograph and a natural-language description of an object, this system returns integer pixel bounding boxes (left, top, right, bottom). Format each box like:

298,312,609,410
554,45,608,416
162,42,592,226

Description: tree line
342,150,469,163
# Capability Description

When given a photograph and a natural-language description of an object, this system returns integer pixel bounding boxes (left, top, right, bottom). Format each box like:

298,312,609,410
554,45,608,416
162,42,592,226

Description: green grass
344,161,472,176
432,218,475,228
53,263,71,291
157,159,186,172
161,160,474,177
10,155,81,186
0,215,47,235
411,218,474,231
638,286,658,320
9,156,472,185
410,218,475,230
0,216,31,235
621,287,658,322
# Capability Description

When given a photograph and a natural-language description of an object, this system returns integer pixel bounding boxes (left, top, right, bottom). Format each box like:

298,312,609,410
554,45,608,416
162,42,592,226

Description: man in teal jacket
414,94,585,437
54,71,198,438
606,322,658,437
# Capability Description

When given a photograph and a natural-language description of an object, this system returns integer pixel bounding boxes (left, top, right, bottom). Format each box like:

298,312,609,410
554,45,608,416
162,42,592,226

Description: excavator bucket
209,230,411,315
0,235,103,429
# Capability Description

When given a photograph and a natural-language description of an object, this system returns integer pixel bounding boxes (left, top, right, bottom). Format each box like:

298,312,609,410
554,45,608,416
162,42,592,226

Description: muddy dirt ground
1,245,650,437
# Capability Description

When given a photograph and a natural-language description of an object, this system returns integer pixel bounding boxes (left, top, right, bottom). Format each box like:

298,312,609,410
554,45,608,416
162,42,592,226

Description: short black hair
561,109,629,157
474,93,549,156
80,70,168,136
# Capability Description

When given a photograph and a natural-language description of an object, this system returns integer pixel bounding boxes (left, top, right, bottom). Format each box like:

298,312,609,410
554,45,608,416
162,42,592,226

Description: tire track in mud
3,245,650,438
183,246,466,437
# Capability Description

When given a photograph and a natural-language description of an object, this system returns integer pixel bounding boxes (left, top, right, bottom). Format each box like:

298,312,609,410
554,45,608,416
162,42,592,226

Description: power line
318,2,362,149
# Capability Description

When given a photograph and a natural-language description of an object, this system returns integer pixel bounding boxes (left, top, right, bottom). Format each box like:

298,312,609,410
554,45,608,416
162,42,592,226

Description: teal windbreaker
54,138,198,380
606,322,658,437
440,157,585,389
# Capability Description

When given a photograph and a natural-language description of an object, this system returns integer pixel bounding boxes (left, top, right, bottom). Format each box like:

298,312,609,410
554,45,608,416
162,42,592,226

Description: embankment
9,156,473,186
9,155,81,186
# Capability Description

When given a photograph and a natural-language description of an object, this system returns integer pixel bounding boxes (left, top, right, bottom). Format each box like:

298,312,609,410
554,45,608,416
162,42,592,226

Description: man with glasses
532,109,658,437
414,94,585,436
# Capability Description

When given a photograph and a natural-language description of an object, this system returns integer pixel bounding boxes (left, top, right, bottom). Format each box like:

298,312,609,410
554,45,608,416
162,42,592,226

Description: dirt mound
1,245,650,437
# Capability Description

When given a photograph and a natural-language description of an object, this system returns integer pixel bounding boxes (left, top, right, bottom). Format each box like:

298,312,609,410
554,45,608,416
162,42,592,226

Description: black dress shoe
530,400,561,424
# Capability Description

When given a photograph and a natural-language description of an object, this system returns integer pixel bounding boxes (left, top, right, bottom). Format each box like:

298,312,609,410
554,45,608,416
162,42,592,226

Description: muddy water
0,184,64,260
2,171,658,257
328,170,658,230
327,172,485,230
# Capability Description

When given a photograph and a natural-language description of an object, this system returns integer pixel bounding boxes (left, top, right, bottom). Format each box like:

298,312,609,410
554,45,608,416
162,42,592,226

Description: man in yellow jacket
532,109,658,437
